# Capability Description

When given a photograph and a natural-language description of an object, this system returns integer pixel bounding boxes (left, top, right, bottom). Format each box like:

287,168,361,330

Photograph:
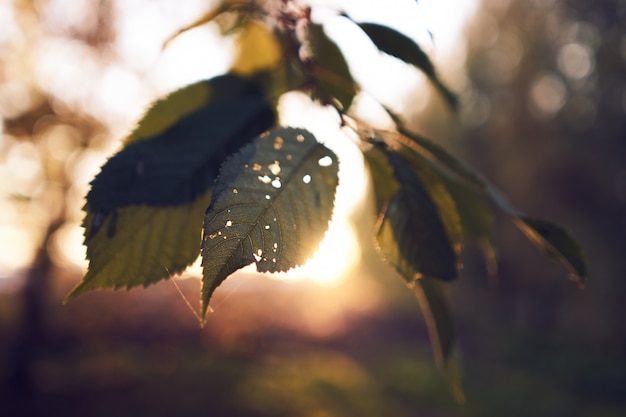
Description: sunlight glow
0,0,477,285
272,220,361,287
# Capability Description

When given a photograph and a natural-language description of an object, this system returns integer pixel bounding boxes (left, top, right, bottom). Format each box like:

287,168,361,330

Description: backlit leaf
381,110,486,189
374,149,458,282
68,74,274,301
414,277,466,403
514,216,588,286
399,150,463,258
65,190,212,301
307,23,359,110
486,184,587,285
412,278,454,369
365,133,463,257
87,74,275,214
162,0,250,48
442,178,497,277
361,123,585,284
357,22,457,109
232,20,283,76
363,146,400,214
201,127,339,316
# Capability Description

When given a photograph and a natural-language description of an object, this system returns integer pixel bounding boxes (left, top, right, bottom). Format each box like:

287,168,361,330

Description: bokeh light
2,1,626,416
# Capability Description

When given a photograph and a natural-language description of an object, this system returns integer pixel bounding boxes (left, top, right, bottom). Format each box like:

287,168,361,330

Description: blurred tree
4,1,621,416
2,0,114,394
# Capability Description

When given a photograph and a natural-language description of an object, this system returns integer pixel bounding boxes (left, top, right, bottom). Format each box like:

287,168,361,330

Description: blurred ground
2,0,626,416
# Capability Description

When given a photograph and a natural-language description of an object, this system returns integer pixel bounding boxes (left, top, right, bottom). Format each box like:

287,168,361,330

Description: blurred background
1,0,625,416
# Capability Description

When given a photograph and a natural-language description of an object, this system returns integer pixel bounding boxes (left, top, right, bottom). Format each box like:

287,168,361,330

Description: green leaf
363,146,400,214
382,110,486,189
87,74,275,215
201,127,339,316
414,273,465,403
162,0,250,48
362,124,586,284
67,74,275,301
366,132,464,257
368,145,464,400
307,23,359,110
400,150,464,258
357,22,457,109
163,4,227,48
412,278,455,369
374,148,458,282
514,216,588,286
232,20,283,76
65,190,212,301
485,183,587,285
442,178,497,277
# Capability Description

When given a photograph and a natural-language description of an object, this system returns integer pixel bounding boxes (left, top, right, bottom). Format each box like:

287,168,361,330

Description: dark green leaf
87,74,274,215
357,22,457,109
363,146,400,214
514,217,588,286
67,74,275,301
382,109,486,189
442,178,497,278
413,278,454,368
414,275,465,403
364,129,465,257
201,127,339,316
400,150,464,257
361,124,585,284
374,148,458,282
307,23,359,110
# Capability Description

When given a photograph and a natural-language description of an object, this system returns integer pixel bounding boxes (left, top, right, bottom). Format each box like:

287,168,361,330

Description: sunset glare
0,0,478,289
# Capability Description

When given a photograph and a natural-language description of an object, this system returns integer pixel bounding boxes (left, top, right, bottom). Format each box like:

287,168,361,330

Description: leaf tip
200,301,214,325
62,280,90,304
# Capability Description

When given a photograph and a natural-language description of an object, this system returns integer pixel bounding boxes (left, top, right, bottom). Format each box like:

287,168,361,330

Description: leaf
369,145,464,400
412,278,454,369
485,183,587,285
201,127,339,316
374,148,458,282
400,150,464,258
514,217,588,286
363,146,400,214
65,189,212,301
87,74,275,215
67,74,274,301
363,123,586,284
162,0,249,48
366,129,464,255
307,23,359,110
414,271,465,403
357,22,457,109
382,109,486,189
232,20,283,76
442,178,497,277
